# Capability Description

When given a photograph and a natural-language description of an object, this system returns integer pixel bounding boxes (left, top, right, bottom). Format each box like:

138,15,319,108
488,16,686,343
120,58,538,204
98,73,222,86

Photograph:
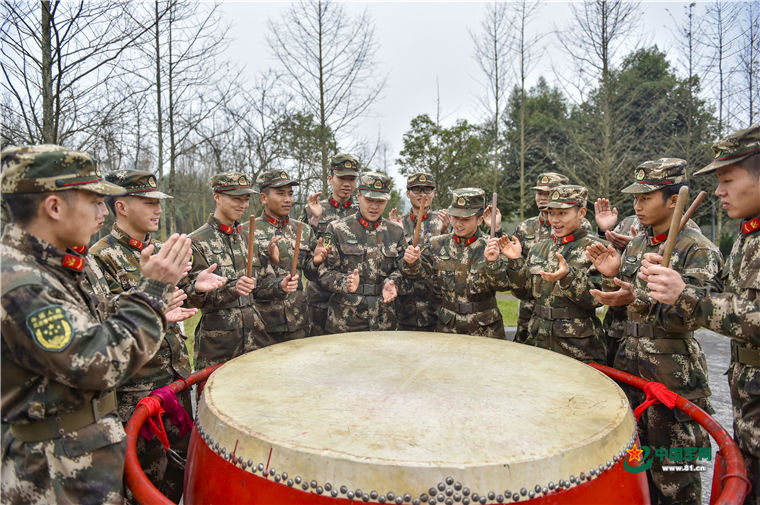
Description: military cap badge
419,174,427,182
457,197,466,206
345,161,352,168
374,180,383,189
148,176,157,188
551,190,560,200
280,171,288,179
541,176,549,184
637,169,645,180
239,176,248,185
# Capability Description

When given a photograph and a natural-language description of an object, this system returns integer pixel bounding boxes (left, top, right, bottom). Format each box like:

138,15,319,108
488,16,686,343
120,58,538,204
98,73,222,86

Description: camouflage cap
1,144,125,196
357,171,392,200
545,184,588,209
330,154,360,177
694,124,760,176
256,169,299,191
621,158,687,194
531,172,569,191
211,172,256,195
105,170,171,199
448,187,485,217
407,172,435,188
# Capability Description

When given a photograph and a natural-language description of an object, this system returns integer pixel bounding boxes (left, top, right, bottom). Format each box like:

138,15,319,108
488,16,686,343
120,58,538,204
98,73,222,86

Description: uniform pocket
475,307,501,326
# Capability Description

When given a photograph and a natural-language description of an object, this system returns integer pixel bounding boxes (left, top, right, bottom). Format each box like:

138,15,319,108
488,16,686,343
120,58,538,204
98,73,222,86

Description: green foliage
497,296,519,327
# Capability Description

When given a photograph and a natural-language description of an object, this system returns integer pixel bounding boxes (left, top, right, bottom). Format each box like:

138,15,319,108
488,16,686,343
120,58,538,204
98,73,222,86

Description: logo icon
551,190,560,200
419,174,427,182
637,169,646,180
345,161,352,168
148,176,157,188
239,176,248,186
541,176,549,184
457,197,466,206
374,180,383,189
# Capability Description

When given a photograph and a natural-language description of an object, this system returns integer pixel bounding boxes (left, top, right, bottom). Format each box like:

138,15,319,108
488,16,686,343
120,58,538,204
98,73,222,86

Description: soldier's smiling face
632,190,676,232
328,174,357,201
115,196,162,235
452,214,482,237
261,185,294,218
715,161,760,219
535,190,550,210
358,194,388,221
547,206,585,237
214,193,250,223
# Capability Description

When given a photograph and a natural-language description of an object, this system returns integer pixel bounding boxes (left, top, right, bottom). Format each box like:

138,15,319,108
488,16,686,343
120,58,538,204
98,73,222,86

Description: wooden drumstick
412,195,428,247
246,215,255,277
678,191,707,233
290,222,303,277
661,186,689,268
490,192,498,238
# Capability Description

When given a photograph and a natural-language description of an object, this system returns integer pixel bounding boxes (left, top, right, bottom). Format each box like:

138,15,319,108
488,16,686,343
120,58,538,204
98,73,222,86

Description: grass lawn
183,311,201,368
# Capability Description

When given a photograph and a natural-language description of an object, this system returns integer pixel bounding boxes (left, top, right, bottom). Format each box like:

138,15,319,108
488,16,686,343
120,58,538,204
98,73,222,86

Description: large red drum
184,332,649,504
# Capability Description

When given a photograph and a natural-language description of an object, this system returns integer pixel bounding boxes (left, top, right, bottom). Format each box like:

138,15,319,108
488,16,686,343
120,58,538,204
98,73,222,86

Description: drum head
197,332,635,500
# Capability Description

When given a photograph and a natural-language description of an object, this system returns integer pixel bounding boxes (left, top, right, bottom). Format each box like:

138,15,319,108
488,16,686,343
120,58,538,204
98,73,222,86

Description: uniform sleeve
2,277,172,391
91,254,124,296
317,224,349,293
512,222,530,260
485,256,511,291
387,232,408,288
185,240,240,309
302,227,320,282
557,261,604,309
505,256,531,300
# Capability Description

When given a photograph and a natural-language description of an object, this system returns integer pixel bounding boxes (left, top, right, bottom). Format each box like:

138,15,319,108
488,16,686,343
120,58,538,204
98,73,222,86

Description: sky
220,1,692,190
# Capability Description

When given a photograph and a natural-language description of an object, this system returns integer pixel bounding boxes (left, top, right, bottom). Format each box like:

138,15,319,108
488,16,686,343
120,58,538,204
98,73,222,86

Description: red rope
136,396,170,451
633,381,679,420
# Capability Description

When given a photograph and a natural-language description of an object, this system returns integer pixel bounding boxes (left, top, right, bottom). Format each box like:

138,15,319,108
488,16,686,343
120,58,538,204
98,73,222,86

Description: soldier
319,171,404,333
89,170,224,502
1,144,192,504
303,154,360,335
586,158,722,505
250,169,325,345
499,185,608,362
402,188,509,338
512,172,569,344
642,125,760,505
391,172,449,331
185,172,283,370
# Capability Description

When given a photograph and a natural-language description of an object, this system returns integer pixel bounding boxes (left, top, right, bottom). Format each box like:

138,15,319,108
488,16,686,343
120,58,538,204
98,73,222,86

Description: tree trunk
156,0,166,239
168,7,176,234
41,1,54,143
318,1,328,194
519,2,527,220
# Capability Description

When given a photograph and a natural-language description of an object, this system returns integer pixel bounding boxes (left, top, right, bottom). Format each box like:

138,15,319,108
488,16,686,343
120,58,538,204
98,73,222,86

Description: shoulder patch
26,305,74,352
124,265,138,272
322,233,333,248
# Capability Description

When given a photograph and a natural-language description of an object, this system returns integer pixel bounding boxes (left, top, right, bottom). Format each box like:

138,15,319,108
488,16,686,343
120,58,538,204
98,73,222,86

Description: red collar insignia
454,235,478,246
410,211,429,222
743,218,760,235
266,215,289,227
70,245,87,255
62,253,85,272
359,217,382,229
219,223,242,234
552,234,575,244
647,232,667,246
128,237,150,250
330,198,352,209
539,217,549,227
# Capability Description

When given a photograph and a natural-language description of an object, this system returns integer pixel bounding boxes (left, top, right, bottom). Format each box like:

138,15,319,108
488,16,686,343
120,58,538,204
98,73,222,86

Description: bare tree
1,0,161,148
471,2,511,199
267,0,386,193
736,2,759,126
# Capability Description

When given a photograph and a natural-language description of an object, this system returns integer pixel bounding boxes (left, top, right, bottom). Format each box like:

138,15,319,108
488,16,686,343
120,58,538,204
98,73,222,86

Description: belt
10,391,117,443
534,305,594,320
356,284,382,296
624,320,689,339
442,299,497,314
217,295,254,309
732,345,760,367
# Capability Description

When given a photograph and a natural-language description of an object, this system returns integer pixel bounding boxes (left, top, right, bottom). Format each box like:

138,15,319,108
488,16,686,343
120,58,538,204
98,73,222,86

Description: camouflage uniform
660,127,760,503
1,145,173,505
89,171,190,502
186,173,277,369
614,159,722,505
507,185,609,362
249,170,318,344
403,188,509,338
397,172,446,332
303,154,360,336
319,172,406,333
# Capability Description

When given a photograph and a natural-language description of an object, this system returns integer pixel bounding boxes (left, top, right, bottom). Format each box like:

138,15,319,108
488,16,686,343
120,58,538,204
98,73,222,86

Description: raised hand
346,269,360,293
280,274,299,293
307,192,323,220
589,277,635,306
438,208,450,234
267,236,282,265
404,244,421,264
483,204,502,230
140,233,193,285
539,253,570,281
484,237,501,262
382,280,398,303
235,276,256,296
605,229,634,251
313,237,331,265
195,263,227,293
585,243,622,277
594,198,619,232
166,288,187,312
639,255,684,305
388,207,402,225
165,306,198,323
498,235,522,259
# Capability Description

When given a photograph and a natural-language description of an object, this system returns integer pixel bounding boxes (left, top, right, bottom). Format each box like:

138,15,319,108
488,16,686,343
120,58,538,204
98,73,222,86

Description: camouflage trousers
728,360,760,505
623,385,710,505
308,305,328,336
1,415,127,505
325,295,396,334
398,322,438,332
118,389,192,504
514,299,532,344
255,327,311,348
525,316,606,364
436,311,506,339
